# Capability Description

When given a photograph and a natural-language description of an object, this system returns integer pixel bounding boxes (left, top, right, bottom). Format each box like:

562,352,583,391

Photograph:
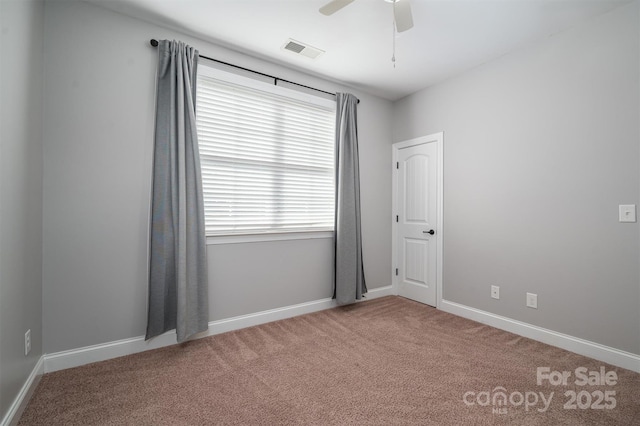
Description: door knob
423,229,435,235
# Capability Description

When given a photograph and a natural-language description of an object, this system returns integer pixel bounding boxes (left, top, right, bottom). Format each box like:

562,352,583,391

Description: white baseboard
440,299,640,373
21,287,638,423
44,285,394,373
1,356,44,426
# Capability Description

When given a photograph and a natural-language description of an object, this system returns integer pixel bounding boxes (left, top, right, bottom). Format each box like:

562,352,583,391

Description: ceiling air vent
282,39,324,60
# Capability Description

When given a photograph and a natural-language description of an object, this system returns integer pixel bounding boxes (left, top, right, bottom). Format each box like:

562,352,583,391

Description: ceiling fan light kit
319,0,413,32
319,0,414,67
319,0,413,33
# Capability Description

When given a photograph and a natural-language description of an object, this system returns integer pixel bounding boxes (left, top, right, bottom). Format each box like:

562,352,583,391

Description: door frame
391,132,444,308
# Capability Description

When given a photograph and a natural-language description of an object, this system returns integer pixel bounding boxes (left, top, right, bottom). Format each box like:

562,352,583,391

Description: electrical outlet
25,329,31,356
491,285,500,300
526,293,538,309
619,204,637,223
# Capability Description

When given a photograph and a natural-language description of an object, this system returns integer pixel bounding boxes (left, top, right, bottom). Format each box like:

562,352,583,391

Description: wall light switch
619,205,636,223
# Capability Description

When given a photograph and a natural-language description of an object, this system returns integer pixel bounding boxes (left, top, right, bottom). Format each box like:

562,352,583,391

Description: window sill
206,231,334,245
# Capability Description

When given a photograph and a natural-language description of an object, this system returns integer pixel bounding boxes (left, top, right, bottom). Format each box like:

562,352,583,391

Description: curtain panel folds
146,40,209,342
334,93,367,305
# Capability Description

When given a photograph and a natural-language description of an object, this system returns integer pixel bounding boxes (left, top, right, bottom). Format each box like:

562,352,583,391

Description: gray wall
42,0,393,354
393,2,640,355
0,0,44,420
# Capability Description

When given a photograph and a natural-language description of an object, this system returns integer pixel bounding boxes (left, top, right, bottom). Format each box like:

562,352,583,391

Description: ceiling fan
319,0,414,33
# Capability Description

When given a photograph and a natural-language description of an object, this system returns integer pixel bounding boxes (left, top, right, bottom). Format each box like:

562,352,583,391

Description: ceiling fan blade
319,0,355,16
394,0,414,32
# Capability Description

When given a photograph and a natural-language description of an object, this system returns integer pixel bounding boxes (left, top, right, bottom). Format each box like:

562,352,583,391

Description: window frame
196,63,337,244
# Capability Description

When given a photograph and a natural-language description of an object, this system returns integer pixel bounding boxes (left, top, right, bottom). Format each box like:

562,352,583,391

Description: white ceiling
85,0,631,100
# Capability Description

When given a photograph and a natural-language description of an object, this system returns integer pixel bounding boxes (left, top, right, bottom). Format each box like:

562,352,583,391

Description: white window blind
196,66,336,236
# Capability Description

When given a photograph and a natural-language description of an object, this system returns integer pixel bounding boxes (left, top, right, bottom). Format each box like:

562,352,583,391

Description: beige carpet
19,296,640,425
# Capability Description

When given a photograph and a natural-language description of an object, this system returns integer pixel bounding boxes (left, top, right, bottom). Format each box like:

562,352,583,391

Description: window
196,65,336,237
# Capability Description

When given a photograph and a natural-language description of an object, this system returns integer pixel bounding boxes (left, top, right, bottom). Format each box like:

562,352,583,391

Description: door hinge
396,162,399,169
396,215,399,222
395,268,399,276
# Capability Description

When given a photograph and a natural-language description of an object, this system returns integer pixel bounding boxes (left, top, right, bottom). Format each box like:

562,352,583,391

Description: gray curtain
334,93,366,305
146,40,209,342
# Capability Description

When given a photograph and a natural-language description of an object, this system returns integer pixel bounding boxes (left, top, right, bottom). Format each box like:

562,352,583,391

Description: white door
396,140,438,306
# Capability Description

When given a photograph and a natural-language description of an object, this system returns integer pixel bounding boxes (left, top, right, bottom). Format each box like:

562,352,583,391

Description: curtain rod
150,39,359,103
